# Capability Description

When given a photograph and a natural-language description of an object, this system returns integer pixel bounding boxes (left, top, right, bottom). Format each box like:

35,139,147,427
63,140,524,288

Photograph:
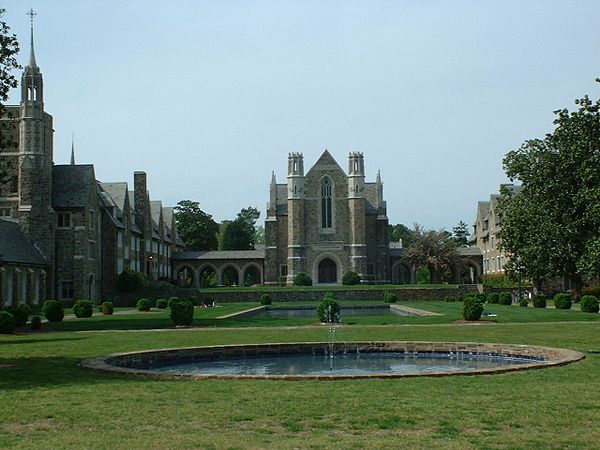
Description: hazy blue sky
3,1,599,230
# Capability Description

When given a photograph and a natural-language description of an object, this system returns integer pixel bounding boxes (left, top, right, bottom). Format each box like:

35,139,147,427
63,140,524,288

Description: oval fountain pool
80,342,584,380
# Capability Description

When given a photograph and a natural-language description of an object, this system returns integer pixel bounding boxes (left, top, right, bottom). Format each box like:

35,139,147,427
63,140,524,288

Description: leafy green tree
403,225,461,284
219,206,261,250
388,223,413,247
174,200,219,251
499,80,600,298
0,9,20,191
452,220,470,247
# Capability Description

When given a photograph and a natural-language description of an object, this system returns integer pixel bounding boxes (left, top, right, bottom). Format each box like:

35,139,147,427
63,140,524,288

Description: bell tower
347,151,367,280
287,153,306,283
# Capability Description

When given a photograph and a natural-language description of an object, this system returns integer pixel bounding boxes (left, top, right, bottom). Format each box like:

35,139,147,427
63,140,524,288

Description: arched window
321,177,332,228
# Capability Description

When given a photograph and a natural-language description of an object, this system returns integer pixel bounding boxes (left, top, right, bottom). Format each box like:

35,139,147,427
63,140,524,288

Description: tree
403,225,461,284
388,223,413,248
0,9,20,190
452,220,470,248
174,200,219,251
219,206,261,250
499,80,600,298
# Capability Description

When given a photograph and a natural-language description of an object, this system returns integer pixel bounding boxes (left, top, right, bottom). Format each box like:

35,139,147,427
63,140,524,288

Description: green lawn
1,303,599,448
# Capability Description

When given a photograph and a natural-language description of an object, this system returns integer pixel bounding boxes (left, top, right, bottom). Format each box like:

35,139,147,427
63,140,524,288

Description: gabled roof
0,220,47,266
306,150,346,177
150,200,163,226
172,248,265,261
52,164,96,208
100,182,128,213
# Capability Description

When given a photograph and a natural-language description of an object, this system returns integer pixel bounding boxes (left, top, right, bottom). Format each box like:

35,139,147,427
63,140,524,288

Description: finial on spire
376,169,382,183
70,133,75,165
271,171,276,184
27,8,38,68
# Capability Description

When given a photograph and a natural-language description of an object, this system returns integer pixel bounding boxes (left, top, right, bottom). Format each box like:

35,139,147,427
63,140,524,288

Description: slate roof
100,182,128,213
457,246,482,256
150,200,162,225
0,220,48,266
173,248,266,260
52,164,95,208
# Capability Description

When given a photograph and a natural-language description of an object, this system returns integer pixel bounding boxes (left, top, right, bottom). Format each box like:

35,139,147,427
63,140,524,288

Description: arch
312,253,342,284
220,264,241,287
320,175,335,230
197,263,218,288
391,261,411,285
174,264,197,288
241,262,263,287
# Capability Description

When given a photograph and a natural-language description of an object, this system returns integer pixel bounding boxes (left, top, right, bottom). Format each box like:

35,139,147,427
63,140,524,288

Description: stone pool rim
80,341,585,380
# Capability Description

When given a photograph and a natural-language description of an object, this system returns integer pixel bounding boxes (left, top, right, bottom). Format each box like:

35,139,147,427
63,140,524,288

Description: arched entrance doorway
175,266,194,288
243,265,261,287
318,258,337,283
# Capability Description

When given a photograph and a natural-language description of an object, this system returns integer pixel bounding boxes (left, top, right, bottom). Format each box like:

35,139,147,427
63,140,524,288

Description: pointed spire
70,133,75,165
376,169,382,183
27,8,38,69
271,171,276,185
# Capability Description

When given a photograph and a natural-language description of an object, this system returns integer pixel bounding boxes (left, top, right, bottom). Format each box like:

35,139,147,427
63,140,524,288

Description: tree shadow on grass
0,336,87,345
0,355,153,391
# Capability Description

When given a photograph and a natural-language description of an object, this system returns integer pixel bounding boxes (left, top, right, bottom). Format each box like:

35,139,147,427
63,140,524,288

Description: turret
287,152,304,199
348,151,365,198
268,171,277,216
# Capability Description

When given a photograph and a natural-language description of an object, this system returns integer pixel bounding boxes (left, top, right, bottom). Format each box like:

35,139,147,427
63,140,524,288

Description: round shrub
444,295,457,303
73,299,93,318
532,294,547,308
0,311,15,334
101,301,114,315
463,296,484,321
342,271,361,285
156,298,168,309
293,273,312,286
136,298,151,312
519,297,529,307
116,268,147,293
42,300,64,322
487,293,500,304
499,292,512,306
554,293,572,310
317,295,340,323
30,315,42,330
259,294,272,306
580,295,599,313
8,304,31,327
170,298,194,326
383,292,397,304
168,297,180,308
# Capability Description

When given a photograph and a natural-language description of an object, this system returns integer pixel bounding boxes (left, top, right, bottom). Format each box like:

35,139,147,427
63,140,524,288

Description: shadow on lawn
0,355,148,391
0,336,87,346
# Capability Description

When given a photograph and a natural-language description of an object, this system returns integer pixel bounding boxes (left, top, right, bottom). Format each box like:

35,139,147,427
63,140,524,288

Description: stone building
0,22,183,306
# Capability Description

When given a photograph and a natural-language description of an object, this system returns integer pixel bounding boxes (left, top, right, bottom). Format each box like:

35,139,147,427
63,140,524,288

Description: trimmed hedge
30,315,42,330
554,293,572,310
499,292,512,305
463,296,484,321
487,292,500,304
8,304,31,327
136,298,151,312
116,268,147,293
383,292,398,303
73,299,94,318
259,294,272,305
0,311,15,334
342,271,361,286
532,294,547,308
170,298,194,326
42,300,64,322
293,273,313,286
580,295,599,313
156,298,168,309
101,301,114,315
317,294,340,323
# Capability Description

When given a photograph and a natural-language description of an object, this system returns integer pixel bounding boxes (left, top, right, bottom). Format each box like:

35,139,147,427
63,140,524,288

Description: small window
10,176,18,193
0,208,12,218
89,210,95,230
60,281,74,299
280,265,288,277
88,241,95,259
57,212,71,228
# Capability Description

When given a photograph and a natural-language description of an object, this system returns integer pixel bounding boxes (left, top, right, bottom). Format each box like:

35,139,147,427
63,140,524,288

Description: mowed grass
1,304,600,448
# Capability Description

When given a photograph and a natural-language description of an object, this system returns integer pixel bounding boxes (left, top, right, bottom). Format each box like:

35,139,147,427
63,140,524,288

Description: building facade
0,26,183,307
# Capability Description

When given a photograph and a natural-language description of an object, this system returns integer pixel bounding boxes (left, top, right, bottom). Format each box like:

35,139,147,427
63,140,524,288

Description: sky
2,1,600,230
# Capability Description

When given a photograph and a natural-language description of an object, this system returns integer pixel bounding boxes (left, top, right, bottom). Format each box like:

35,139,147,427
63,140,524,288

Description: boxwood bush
42,300,64,322
554,293,572,310
532,294,547,308
580,295,599,313
156,298,168,309
499,292,512,305
30,315,42,330
519,297,529,307
383,292,397,303
136,298,151,312
116,268,147,293
8,304,31,327
259,294,272,305
170,298,194,326
342,271,361,285
487,292,500,304
101,301,114,315
73,299,94,318
0,311,15,334
317,295,340,323
293,273,312,286
463,296,484,321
